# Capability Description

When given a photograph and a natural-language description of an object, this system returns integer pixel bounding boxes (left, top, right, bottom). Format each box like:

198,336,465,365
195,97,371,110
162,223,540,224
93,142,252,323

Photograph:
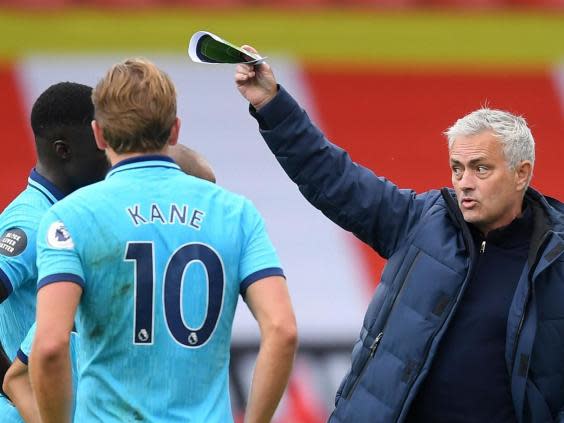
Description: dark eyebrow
450,157,489,166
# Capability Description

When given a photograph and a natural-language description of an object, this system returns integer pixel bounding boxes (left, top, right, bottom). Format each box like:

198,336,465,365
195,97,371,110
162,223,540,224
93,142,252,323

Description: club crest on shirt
0,228,27,257
47,221,75,249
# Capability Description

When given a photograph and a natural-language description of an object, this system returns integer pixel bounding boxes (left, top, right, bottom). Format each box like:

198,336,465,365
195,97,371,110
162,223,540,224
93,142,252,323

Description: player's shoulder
171,171,243,201
191,175,255,213
0,189,48,233
0,192,42,267
3,184,52,213
48,180,106,216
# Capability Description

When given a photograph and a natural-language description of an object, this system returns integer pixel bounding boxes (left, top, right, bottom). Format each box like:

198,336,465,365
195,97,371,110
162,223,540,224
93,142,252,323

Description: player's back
38,156,283,422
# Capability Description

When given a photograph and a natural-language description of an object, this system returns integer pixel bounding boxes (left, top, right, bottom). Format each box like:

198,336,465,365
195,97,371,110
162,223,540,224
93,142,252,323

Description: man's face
449,131,525,235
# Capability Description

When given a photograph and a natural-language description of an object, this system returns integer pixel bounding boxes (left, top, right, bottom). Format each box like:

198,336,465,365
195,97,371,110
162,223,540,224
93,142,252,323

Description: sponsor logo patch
0,228,27,257
47,221,74,249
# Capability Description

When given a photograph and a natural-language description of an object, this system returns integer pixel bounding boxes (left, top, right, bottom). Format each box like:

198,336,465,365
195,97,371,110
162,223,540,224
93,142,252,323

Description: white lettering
0,244,14,253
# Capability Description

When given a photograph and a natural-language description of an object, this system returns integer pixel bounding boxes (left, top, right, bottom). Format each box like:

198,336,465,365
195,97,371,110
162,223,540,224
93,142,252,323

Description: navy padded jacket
251,86,564,423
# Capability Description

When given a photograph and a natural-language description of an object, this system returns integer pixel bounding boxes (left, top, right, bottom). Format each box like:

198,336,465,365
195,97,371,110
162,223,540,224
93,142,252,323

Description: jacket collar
524,188,563,267
442,187,563,266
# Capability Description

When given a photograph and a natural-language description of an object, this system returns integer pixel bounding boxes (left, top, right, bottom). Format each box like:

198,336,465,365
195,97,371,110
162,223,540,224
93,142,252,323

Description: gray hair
445,108,535,170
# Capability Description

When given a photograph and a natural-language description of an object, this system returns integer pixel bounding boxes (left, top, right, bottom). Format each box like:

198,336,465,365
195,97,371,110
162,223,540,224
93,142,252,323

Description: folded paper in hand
188,31,266,65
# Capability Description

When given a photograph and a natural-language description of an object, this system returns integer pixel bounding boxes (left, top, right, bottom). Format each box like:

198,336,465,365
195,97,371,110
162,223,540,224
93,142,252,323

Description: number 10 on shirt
124,241,225,348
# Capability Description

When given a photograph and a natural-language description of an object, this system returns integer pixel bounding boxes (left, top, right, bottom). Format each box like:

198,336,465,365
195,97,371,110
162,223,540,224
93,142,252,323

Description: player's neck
35,161,71,196
107,149,167,167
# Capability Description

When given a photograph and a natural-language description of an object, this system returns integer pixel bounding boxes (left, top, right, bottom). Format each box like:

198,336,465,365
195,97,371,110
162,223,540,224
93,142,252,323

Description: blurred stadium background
0,0,562,421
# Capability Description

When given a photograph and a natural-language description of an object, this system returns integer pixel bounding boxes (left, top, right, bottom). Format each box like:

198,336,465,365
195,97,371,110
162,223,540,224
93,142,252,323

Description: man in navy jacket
234,48,564,423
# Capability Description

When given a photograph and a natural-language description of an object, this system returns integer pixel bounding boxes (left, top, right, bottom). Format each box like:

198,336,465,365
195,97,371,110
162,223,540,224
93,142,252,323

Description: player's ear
168,117,180,147
53,140,71,160
91,120,107,150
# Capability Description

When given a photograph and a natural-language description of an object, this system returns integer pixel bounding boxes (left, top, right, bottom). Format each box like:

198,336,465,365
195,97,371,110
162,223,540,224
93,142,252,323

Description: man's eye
452,167,462,175
476,166,488,174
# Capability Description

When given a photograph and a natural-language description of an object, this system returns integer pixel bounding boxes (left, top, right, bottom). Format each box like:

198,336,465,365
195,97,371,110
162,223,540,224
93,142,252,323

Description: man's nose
458,170,475,191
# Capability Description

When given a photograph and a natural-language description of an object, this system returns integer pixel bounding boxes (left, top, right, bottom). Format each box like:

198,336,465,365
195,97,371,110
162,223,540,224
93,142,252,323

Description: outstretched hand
235,45,278,110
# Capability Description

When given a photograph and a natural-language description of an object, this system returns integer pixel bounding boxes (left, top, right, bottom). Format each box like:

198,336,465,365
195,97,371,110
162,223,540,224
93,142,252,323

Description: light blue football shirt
0,170,64,422
37,155,285,422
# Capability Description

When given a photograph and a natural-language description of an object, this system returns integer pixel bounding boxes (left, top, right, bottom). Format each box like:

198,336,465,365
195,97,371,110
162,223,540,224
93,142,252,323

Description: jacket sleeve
251,86,434,259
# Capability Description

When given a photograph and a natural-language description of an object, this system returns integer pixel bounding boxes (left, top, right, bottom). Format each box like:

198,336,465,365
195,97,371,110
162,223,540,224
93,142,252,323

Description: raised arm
243,276,297,423
235,47,432,258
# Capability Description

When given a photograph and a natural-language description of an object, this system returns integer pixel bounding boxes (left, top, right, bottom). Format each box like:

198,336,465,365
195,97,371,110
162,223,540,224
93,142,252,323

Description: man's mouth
461,198,478,209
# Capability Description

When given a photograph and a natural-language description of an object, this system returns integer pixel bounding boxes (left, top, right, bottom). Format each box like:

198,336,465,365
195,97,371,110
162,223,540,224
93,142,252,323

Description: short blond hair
92,58,177,154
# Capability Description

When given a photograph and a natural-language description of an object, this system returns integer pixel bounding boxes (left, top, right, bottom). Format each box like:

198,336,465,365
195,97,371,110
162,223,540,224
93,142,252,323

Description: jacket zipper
509,292,529,377
344,332,383,399
345,251,422,400
509,231,550,379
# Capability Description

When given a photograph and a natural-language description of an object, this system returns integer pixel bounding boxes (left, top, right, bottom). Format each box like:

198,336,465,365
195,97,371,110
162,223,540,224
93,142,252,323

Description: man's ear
53,140,71,160
168,117,180,147
515,160,533,192
91,120,108,150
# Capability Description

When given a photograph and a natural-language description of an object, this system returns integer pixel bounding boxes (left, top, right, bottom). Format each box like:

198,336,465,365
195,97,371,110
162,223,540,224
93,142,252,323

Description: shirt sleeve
238,200,285,296
36,209,85,291
18,324,78,368
17,323,35,365
0,223,37,303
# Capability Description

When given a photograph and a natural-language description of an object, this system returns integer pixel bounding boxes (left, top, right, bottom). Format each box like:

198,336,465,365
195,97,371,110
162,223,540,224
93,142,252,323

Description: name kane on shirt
126,203,205,229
